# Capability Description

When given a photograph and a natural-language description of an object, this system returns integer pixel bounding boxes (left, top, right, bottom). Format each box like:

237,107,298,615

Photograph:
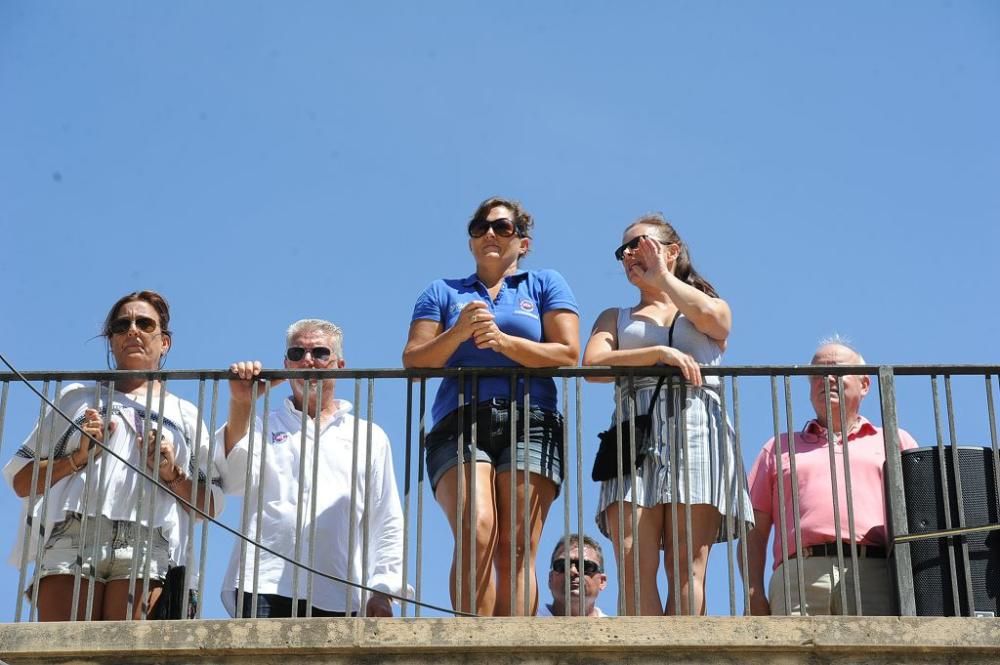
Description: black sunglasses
286,346,333,362
109,316,159,335
468,217,519,238
613,235,671,261
551,558,602,576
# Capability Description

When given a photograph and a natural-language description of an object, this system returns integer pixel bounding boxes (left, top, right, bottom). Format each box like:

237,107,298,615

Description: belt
790,542,887,560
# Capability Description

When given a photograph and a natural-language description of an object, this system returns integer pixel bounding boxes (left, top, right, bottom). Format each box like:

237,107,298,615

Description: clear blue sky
1,1,998,619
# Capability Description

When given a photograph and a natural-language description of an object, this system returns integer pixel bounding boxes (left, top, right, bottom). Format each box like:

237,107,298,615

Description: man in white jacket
220,318,406,617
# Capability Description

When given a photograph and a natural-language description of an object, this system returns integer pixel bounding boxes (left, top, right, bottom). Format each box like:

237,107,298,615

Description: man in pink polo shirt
743,340,918,616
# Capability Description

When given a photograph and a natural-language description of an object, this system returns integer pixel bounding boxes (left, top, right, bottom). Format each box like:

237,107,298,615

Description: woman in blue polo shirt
403,196,579,616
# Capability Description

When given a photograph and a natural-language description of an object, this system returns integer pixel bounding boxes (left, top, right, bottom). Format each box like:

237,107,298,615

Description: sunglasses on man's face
468,217,519,238
551,558,602,576
109,316,159,335
613,235,672,261
286,346,333,362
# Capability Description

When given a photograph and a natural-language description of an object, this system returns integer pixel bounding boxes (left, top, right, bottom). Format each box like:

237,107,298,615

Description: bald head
809,342,870,430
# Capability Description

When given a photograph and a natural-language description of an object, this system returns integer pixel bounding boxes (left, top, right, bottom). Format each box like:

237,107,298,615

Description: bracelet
67,455,83,473
165,466,187,490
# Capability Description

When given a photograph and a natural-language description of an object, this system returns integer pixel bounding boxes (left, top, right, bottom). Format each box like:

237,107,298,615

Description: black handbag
150,565,189,620
591,310,680,482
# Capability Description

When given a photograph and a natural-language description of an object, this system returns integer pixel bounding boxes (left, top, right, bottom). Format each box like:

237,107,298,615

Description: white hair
815,334,865,364
285,319,344,358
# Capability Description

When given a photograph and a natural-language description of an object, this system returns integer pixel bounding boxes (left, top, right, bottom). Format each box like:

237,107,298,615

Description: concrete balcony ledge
0,617,998,664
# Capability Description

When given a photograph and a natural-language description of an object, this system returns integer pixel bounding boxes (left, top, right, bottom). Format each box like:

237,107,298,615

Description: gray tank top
616,307,723,389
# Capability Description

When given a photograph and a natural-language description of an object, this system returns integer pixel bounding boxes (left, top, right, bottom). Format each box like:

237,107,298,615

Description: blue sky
1,1,998,619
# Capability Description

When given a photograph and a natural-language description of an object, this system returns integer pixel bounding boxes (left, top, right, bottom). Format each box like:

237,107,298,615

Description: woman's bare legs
604,502,665,615
493,471,556,616
434,462,499,615
662,503,721,616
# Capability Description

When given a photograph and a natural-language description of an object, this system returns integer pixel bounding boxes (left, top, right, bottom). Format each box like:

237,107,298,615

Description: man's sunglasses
613,235,671,261
468,217,520,238
551,558,602,576
286,346,333,362
109,316,159,335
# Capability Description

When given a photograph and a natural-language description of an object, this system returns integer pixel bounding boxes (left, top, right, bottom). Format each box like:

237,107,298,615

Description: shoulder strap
642,310,682,418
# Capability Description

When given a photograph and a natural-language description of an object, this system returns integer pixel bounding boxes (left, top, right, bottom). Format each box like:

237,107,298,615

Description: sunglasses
613,235,672,261
109,316,159,335
468,217,519,238
286,346,333,362
551,558,602,576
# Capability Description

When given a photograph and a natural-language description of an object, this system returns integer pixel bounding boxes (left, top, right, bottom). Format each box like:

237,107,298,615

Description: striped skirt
595,381,754,544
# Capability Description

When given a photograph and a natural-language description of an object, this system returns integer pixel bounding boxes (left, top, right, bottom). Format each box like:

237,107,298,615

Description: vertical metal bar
67,381,92,622
508,372,516,615
40,381,64,617
455,374,465,613
234,380,260,619
944,375,975,616
360,377,376,616
84,381,115,621
196,378,221,619
467,375,478,615
574,377,585,617
730,377,751,614
822,379,849,614
181,378,208,621
879,368,914,615
139,384,169,620
290,379,311,617
681,383,695,614
558,376,571,615
835,376,862,615
414,379,427,617
626,373,641,615
930,375,960,612
669,376,682,616
305,377,324,617
768,375,791,614
346,377,361,616
249,382,272,618
718,375,737,615
986,376,1000,531
521,378,531,617
782,375,806,614
72,381,101,621
21,380,50,623
613,378,626,615
125,386,155,621
401,379,414,618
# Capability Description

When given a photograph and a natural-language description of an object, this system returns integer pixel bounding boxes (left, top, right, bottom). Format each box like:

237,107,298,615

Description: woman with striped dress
583,213,751,616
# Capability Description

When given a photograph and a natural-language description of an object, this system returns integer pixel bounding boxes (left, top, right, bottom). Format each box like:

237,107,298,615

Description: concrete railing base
0,616,998,665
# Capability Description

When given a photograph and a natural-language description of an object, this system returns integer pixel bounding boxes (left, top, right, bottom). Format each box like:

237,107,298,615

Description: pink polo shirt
747,416,918,569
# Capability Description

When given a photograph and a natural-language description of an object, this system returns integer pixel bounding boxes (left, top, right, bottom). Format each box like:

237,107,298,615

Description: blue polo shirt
410,269,579,426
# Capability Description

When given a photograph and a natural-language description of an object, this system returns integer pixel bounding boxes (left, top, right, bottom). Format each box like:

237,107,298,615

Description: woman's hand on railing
658,347,703,387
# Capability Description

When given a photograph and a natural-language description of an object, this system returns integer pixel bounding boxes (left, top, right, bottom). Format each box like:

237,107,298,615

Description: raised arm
634,236,731,345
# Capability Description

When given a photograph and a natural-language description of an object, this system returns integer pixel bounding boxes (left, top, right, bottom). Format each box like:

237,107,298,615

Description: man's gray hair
815,333,866,364
285,319,344,358
550,533,604,569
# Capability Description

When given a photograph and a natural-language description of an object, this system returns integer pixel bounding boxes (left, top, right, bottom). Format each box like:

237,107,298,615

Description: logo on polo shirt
271,432,290,444
514,298,539,319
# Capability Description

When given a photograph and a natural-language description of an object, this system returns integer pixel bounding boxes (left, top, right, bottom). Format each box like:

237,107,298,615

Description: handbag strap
639,309,682,419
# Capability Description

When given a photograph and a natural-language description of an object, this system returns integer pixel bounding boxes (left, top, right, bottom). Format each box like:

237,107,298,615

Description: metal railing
0,364,997,620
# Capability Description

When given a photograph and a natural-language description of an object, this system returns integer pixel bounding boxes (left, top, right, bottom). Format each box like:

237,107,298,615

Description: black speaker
896,446,1000,616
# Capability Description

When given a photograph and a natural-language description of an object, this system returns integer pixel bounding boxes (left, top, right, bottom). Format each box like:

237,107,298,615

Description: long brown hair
626,213,719,298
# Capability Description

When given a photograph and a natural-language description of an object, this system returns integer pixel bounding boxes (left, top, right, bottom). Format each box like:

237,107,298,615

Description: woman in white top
583,214,750,616
4,291,223,621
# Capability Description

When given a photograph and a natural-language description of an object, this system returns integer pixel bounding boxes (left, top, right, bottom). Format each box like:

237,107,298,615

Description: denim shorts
35,513,170,585
425,399,564,493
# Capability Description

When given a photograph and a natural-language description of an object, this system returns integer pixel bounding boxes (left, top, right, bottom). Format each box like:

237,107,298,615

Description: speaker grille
897,446,999,616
